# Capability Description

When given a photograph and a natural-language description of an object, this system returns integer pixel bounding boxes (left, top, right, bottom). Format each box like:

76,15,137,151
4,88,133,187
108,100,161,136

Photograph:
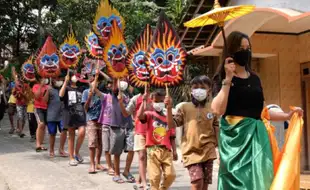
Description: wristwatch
222,79,232,86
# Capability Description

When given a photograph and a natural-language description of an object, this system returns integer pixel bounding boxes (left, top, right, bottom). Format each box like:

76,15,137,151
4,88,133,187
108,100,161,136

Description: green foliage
0,0,189,66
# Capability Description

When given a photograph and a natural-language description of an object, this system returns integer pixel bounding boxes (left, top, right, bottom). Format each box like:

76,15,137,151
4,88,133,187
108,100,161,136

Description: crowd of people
0,31,304,190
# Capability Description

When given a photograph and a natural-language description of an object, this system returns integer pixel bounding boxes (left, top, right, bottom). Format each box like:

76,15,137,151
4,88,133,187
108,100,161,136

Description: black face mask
233,49,251,67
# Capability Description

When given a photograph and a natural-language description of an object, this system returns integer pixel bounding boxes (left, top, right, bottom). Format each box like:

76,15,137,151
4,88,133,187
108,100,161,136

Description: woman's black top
213,73,264,119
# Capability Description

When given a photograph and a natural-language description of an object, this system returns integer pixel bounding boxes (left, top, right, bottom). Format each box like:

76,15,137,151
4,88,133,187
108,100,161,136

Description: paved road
0,115,219,190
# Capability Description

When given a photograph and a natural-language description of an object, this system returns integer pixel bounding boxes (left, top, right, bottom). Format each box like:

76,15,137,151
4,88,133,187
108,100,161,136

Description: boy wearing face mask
138,89,176,190
59,73,86,166
97,79,134,183
33,78,49,151
118,86,151,189
169,75,219,190
82,77,106,174
46,78,68,157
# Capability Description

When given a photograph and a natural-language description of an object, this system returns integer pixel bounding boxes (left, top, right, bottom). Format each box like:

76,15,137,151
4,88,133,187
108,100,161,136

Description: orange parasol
184,0,255,50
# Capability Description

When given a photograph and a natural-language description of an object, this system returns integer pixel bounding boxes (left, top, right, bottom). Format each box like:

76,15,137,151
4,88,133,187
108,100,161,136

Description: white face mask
44,78,49,85
119,81,128,91
153,102,165,112
54,81,63,87
192,88,207,102
4,60,8,67
71,76,78,83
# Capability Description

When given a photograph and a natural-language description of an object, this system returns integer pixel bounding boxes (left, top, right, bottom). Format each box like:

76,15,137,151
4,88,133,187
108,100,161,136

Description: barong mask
126,24,152,88
85,32,103,58
146,12,186,88
103,20,128,79
93,0,125,46
21,56,36,82
59,31,81,69
36,36,60,78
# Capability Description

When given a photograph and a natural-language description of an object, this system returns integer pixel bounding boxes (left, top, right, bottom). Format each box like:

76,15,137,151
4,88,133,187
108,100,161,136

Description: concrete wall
229,0,310,12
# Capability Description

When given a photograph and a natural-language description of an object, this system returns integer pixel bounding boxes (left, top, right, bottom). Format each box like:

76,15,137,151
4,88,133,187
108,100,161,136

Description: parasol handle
165,83,169,97
219,26,228,55
49,77,52,85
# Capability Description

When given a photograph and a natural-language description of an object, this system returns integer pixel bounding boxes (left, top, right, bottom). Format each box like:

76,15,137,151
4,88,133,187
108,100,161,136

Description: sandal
96,164,107,172
107,168,115,176
133,184,150,190
74,155,84,164
122,172,136,183
59,151,69,157
36,147,48,152
112,176,125,184
88,168,97,174
9,128,15,134
69,159,78,166
49,152,55,158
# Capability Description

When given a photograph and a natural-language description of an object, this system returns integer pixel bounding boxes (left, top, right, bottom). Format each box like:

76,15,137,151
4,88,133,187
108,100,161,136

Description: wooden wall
251,33,301,112
251,32,309,171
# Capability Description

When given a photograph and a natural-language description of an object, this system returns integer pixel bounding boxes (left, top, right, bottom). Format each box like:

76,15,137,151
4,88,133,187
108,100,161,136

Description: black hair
213,31,252,81
191,75,212,107
190,75,212,87
212,31,252,95
151,88,166,98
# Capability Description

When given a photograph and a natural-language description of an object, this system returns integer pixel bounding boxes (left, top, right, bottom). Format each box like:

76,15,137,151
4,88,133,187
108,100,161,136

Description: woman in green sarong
211,31,303,190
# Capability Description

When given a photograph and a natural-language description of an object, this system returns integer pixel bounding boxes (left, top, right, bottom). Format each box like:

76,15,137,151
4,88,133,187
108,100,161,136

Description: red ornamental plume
35,36,60,78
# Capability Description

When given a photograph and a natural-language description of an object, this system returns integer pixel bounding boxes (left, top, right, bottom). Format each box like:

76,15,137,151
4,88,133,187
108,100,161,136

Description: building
179,0,310,173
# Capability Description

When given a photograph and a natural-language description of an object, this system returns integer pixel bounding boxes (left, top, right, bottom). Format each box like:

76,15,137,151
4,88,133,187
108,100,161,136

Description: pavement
0,114,219,190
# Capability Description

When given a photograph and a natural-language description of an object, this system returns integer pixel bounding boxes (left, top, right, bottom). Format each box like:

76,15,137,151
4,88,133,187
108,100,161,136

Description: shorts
47,121,64,135
134,134,146,151
63,110,86,129
87,121,102,148
34,108,47,124
8,104,16,115
102,126,125,155
16,105,26,120
124,128,134,152
187,160,214,184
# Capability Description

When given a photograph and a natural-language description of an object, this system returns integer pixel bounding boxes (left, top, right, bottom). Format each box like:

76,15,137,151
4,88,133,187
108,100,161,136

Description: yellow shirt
8,94,16,104
27,102,34,113
174,102,218,167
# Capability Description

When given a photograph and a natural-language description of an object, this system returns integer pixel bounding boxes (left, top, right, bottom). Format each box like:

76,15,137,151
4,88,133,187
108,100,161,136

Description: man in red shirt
32,78,49,151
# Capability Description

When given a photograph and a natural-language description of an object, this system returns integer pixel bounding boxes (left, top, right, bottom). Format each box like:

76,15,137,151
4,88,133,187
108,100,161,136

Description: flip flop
96,165,107,172
36,147,47,152
58,152,69,157
107,169,115,176
88,168,97,174
122,172,136,183
112,176,125,184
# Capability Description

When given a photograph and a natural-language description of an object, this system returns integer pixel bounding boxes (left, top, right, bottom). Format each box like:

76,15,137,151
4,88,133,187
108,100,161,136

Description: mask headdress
84,31,104,59
126,24,152,88
35,36,60,78
21,55,36,82
146,12,187,88
81,57,106,77
93,0,125,46
59,29,81,69
103,20,128,79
